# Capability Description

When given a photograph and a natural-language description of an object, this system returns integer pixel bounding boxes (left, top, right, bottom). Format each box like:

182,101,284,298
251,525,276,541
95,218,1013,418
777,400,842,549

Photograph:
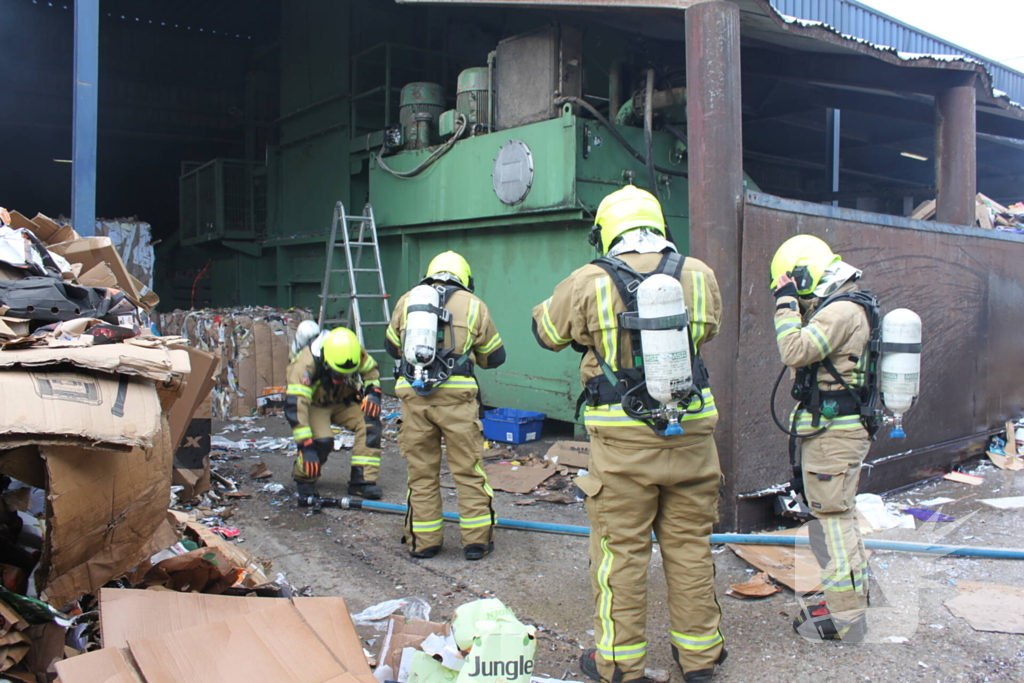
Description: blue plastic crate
482,408,546,444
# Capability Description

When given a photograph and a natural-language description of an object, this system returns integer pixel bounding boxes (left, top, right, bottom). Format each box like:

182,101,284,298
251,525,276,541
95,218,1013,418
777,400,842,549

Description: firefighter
286,326,384,502
385,251,506,561
532,186,726,683
771,234,871,642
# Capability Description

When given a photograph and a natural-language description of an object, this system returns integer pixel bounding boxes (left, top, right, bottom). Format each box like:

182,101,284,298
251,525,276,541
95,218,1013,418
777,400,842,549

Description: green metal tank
456,67,492,129
400,82,444,150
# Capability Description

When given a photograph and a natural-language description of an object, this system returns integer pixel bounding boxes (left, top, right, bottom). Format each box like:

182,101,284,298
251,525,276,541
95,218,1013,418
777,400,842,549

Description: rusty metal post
935,77,976,226
686,0,743,528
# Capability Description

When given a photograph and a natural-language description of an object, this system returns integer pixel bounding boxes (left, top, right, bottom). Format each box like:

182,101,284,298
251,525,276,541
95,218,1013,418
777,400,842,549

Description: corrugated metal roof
770,0,1024,105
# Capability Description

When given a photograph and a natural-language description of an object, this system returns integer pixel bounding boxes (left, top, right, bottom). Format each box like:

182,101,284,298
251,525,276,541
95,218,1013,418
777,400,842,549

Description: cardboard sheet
0,340,183,383
126,601,354,683
184,522,270,586
378,617,450,673
482,463,554,494
54,646,143,683
0,369,161,449
48,237,142,305
946,584,1024,634
40,427,175,607
99,589,369,674
166,345,218,451
726,528,872,594
544,441,590,469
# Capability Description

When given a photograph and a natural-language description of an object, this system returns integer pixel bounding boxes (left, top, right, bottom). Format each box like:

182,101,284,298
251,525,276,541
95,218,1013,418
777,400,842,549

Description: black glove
297,439,320,478
361,385,382,419
774,281,799,300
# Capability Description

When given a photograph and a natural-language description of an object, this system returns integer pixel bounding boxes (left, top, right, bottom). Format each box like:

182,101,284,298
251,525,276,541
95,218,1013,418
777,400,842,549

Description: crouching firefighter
286,327,384,503
769,235,879,643
532,186,726,683
385,251,506,561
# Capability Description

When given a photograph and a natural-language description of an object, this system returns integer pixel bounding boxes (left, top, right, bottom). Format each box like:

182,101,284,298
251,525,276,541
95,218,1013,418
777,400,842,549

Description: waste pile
158,307,313,419
911,193,1024,232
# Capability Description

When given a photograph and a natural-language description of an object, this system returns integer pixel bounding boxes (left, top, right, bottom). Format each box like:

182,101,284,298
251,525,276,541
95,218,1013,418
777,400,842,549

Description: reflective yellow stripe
292,426,313,440
541,299,571,345
690,270,707,347
386,326,401,345
359,356,377,373
670,629,724,652
474,460,494,497
464,299,480,353
791,409,863,433
584,388,718,428
596,641,647,660
459,514,492,529
596,536,615,654
478,333,502,354
364,379,381,388
287,383,313,398
351,456,380,465
396,376,478,390
412,519,443,531
775,318,801,341
806,325,832,357
595,277,617,369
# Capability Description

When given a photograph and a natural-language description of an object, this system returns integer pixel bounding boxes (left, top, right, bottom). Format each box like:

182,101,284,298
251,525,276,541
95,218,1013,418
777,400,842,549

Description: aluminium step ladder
317,202,391,357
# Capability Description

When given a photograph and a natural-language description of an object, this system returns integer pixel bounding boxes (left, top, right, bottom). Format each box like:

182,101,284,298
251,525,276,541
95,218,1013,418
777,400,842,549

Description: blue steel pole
71,0,99,237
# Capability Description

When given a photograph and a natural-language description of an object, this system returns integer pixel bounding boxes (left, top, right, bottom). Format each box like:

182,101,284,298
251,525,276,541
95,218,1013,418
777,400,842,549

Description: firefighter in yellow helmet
385,251,506,561
532,186,726,683
771,234,872,642
285,326,384,502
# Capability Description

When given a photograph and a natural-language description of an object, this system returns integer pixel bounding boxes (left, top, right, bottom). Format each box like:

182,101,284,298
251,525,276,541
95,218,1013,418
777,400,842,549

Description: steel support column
71,0,99,237
825,108,840,206
685,0,743,529
935,78,976,226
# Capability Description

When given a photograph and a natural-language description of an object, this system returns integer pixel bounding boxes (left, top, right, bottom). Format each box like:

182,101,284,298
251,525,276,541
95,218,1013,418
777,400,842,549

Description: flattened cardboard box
0,368,161,449
0,339,184,385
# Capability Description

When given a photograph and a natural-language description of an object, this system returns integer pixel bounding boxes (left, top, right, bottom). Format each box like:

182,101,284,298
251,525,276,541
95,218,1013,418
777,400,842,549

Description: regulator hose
327,499,1024,559
376,112,468,179
554,96,688,178
770,365,827,439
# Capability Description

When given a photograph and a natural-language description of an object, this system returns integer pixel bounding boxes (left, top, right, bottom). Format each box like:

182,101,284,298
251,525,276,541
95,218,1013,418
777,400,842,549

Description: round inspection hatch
492,140,534,206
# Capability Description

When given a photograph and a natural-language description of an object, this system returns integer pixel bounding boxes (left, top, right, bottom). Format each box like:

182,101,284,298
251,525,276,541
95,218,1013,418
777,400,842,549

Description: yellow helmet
590,186,666,254
425,251,473,291
769,235,840,295
320,327,362,374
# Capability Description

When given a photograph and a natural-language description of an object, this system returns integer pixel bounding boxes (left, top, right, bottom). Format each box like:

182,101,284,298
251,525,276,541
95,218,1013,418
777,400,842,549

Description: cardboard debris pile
93,219,155,291
987,419,1024,471
56,588,374,683
158,307,312,418
447,441,589,502
0,208,159,335
373,598,536,683
0,585,74,680
910,193,1024,232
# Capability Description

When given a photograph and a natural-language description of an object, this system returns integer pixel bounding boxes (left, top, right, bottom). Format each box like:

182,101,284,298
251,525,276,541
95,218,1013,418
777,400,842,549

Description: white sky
857,0,1024,73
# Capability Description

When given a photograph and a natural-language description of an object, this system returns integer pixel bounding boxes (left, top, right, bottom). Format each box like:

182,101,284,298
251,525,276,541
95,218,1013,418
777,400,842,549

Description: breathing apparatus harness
397,282,475,396
576,250,711,436
770,289,886,441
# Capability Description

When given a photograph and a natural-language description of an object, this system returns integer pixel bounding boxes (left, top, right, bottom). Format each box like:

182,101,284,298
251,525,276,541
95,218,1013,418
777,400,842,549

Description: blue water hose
337,499,1024,560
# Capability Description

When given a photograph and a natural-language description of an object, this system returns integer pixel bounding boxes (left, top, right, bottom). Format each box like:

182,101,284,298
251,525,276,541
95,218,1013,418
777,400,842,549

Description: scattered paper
903,508,955,523
978,496,1024,510
944,471,984,486
249,463,273,479
987,450,1024,471
856,493,915,532
917,497,956,506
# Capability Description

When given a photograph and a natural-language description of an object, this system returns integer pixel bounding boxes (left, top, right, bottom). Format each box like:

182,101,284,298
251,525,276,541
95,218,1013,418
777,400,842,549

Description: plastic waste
351,596,432,628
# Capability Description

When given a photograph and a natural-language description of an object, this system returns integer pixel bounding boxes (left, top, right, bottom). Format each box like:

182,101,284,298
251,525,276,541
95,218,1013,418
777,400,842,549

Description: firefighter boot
296,481,319,507
793,602,867,643
671,644,728,683
347,466,382,499
579,650,659,683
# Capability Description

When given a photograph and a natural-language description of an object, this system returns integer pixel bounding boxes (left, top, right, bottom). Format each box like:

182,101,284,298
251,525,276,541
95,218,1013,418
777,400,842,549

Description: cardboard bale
166,345,217,499
94,220,155,291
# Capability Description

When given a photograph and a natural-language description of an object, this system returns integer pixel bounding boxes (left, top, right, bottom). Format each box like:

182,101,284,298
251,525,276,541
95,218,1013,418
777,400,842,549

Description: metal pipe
609,61,622,122
935,77,977,226
487,50,496,133
321,498,1024,559
644,68,658,197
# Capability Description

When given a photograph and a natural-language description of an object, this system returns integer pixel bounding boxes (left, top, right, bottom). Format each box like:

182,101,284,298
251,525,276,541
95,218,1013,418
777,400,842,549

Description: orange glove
297,439,320,478
361,385,382,419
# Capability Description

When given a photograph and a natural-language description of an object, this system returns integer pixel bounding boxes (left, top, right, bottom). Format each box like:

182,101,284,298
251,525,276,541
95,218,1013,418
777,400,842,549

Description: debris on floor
987,419,1024,470
158,307,313,418
725,572,781,599
945,581,1024,634
911,193,1024,232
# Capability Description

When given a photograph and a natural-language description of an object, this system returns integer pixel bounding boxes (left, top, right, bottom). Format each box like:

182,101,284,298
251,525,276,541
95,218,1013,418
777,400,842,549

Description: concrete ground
211,408,1024,683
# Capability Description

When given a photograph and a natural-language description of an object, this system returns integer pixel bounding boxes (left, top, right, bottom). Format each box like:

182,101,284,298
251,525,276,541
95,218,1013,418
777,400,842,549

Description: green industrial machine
368,103,692,423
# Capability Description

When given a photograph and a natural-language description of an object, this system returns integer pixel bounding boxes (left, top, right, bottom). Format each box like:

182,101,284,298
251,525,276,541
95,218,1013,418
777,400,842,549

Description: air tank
404,285,440,387
290,320,321,360
880,308,922,438
400,82,444,150
636,274,693,436
456,67,492,130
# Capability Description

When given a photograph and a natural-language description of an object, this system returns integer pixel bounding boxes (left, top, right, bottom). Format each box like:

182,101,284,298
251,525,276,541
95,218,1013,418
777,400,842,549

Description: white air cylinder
404,284,440,366
636,273,693,405
290,320,321,360
880,308,922,423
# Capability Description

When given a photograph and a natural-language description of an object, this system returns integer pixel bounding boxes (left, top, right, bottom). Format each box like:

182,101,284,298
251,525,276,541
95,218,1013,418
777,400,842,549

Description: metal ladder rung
344,216,371,221
358,321,392,326
331,268,379,273
322,293,388,300
365,349,386,355
346,241,377,247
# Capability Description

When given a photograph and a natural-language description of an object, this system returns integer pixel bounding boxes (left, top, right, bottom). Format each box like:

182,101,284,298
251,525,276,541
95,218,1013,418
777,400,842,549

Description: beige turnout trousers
576,433,725,680
398,399,495,551
801,428,871,619
291,402,381,484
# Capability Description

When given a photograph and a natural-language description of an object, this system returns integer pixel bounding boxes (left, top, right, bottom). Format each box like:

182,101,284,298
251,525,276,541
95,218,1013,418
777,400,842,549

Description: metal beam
686,0,743,530
396,0,714,6
825,108,840,206
935,78,977,226
71,0,99,237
